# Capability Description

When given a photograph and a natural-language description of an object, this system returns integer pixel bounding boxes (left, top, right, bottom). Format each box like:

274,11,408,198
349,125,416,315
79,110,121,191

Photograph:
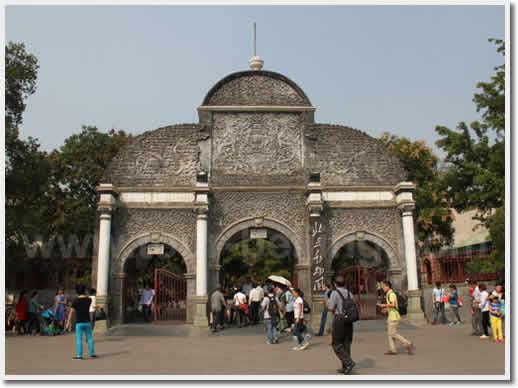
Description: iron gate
124,275,138,323
153,269,187,323
340,265,386,320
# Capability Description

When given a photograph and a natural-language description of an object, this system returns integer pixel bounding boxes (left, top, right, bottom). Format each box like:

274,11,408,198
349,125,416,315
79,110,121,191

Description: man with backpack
377,280,413,356
328,276,356,375
261,286,279,344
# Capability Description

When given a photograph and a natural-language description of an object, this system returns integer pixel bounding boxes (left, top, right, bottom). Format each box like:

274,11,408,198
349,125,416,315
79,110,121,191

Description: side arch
214,217,306,265
328,231,401,272
116,232,195,274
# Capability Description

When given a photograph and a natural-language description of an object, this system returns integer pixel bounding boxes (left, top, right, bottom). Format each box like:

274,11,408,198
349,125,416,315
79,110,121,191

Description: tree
49,126,132,250
5,42,48,276
380,133,454,252
435,39,505,270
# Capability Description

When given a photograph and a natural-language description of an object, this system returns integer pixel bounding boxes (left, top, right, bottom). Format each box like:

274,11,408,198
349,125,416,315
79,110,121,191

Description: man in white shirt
431,282,448,325
88,288,97,330
249,283,264,325
471,281,483,336
139,283,155,323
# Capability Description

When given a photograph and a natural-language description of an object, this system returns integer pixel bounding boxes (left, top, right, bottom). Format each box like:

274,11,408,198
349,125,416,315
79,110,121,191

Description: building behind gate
92,55,426,330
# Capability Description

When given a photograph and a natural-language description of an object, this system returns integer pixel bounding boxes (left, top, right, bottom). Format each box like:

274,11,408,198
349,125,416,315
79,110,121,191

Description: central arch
214,217,306,267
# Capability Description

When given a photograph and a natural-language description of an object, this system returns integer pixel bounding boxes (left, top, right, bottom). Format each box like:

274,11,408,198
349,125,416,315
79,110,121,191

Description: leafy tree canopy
435,39,505,269
380,133,454,251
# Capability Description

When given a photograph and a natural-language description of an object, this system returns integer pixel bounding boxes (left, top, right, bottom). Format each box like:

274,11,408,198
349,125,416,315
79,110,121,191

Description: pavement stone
5,320,506,376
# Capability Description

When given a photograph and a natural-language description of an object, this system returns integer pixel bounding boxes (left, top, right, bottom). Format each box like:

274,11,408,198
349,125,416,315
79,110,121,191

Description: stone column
94,184,117,333
306,176,326,330
395,182,426,326
192,178,209,327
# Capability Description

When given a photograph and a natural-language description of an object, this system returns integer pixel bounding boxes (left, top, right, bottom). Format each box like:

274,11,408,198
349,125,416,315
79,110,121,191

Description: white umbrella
268,275,292,287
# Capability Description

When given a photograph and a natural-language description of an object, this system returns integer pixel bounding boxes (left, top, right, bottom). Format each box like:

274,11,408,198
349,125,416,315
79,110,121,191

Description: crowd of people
209,280,312,350
10,287,97,336
431,280,505,343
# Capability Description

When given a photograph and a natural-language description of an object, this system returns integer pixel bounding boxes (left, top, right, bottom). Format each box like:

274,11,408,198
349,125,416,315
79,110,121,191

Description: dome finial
249,22,264,71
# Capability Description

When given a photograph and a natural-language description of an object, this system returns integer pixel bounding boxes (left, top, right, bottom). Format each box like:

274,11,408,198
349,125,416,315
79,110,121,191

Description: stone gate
91,55,425,330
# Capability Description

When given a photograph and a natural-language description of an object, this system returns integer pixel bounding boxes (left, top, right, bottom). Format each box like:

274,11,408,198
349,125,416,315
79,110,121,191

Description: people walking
489,295,504,343
478,283,490,339
281,286,295,332
210,285,227,332
377,280,413,356
317,284,331,336
447,284,462,326
89,288,97,330
291,288,309,350
432,282,447,325
139,283,154,323
261,286,279,344
15,290,28,335
328,276,355,374
72,286,97,360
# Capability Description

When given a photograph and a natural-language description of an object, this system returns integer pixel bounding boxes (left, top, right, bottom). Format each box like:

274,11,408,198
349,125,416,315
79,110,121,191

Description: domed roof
201,70,312,107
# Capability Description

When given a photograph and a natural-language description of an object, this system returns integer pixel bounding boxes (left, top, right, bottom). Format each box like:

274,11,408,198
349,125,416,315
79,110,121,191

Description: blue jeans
293,321,305,344
75,322,95,357
264,318,277,344
433,302,448,324
318,308,328,336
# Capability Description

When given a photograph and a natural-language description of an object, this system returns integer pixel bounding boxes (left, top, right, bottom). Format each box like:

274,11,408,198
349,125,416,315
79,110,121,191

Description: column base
93,319,110,335
403,289,427,327
192,295,209,327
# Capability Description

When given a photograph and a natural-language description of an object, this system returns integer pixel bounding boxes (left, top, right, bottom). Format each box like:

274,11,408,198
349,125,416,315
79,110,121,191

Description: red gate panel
154,269,187,324
340,265,385,320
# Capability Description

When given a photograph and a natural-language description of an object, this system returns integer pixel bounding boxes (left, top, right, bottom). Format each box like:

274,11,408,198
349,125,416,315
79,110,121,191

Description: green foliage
435,39,505,270
221,239,294,287
380,133,454,251
49,126,132,246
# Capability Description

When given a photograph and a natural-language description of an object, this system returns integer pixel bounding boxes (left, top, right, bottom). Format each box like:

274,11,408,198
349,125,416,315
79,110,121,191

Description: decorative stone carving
113,207,197,257
211,112,304,185
203,71,311,106
326,208,404,270
307,124,407,186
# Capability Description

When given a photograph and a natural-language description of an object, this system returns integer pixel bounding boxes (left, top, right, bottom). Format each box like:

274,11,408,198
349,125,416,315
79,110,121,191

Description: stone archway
111,232,196,324
210,217,307,295
214,217,306,266
328,231,401,273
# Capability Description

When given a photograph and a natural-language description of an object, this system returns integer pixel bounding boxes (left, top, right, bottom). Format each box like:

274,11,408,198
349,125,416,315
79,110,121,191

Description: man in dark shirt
328,276,355,375
72,286,97,360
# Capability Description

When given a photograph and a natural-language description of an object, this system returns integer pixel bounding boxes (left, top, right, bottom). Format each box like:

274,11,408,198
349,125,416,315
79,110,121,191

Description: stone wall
210,112,306,186
307,124,407,186
102,124,203,186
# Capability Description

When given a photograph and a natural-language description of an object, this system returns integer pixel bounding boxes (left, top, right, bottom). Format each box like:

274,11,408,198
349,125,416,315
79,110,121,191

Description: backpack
334,289,359,324
388,290,407,316
303,299,311,314
267,296,279,322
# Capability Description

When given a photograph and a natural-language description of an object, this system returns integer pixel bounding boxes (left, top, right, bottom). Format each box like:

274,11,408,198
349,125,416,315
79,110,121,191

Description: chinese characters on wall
311,217,326,291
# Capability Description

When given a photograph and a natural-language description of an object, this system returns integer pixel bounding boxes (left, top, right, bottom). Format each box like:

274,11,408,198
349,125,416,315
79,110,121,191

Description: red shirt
15,297,28,320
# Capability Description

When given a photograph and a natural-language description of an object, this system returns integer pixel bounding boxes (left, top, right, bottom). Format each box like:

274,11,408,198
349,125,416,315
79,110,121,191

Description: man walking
328,276,355,375
249,282,263,325
72,285,97,360
210,285,227,332
139,283,154,323
261,286,279,344
377,280,413,356
318,283,331,336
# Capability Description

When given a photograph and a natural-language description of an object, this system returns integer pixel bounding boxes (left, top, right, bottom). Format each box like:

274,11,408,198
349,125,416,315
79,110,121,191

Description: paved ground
5,319,506,376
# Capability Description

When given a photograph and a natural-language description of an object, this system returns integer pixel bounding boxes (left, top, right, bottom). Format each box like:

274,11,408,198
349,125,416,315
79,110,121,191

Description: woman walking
447,284,462,326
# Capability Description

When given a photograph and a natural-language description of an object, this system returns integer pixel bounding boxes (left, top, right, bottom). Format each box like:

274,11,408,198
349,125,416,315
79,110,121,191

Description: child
64,300,74,333
489,295,504,343
447,284,462,326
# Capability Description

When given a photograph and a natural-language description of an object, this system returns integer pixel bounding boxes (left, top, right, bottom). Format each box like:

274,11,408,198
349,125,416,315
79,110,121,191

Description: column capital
399,202,416,214
209,264,222,271
97,206,114,217
184,272,196,279
194,206,209,216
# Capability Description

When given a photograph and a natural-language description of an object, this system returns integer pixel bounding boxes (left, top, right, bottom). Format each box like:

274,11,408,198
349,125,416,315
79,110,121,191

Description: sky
5,4,505,158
